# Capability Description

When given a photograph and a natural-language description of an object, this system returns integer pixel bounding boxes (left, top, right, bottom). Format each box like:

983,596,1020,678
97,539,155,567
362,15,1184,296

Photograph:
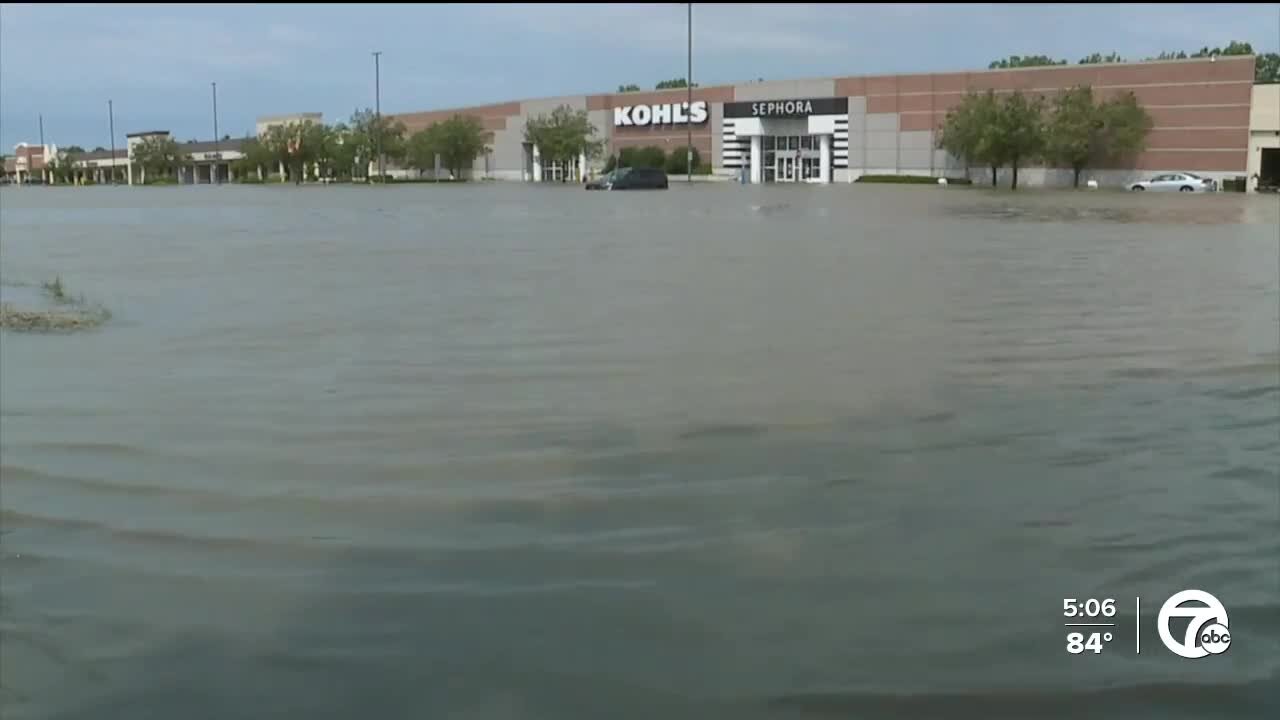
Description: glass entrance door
775,155,797,183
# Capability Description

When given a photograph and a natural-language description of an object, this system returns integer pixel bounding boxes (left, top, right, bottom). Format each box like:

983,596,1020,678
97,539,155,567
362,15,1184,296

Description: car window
1153,175,1171,182
1183,172,1202,179
1169,174,1185,181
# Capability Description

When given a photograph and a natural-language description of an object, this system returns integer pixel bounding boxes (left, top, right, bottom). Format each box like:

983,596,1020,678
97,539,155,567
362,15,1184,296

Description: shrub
855,174,973,185
618,146,666,169
664,146,703,175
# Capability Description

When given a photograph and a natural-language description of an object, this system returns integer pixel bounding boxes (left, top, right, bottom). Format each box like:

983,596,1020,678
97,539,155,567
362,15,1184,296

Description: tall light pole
687,2,693,185
38,113,45,185
212,82,220,184
373,50,383,182
108,100,116,184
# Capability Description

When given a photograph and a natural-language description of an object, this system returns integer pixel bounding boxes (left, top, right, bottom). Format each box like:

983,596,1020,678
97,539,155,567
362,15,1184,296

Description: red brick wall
840,56,1255,172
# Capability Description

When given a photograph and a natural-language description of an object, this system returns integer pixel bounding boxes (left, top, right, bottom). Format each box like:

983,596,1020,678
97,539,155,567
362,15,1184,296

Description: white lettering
614,101,710,127
803,100,813,114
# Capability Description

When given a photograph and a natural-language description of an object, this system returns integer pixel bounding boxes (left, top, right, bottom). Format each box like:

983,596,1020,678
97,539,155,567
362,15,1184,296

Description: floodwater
1,184,1277,719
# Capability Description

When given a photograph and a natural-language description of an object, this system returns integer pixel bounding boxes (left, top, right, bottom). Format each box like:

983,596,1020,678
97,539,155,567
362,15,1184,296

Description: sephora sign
614,100,708,127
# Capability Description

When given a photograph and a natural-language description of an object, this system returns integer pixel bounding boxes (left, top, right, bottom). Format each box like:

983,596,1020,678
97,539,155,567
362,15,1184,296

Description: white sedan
1130,172,1217,192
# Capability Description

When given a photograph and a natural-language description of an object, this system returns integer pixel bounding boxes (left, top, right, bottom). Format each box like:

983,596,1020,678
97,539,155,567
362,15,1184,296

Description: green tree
1044,86,1100,188
233,136,275,180
617,84,641,92
1078,52,1124,65
988,55,1066,69
132,135,187,181
524,105,604,181
938,90,1002,184
92,146,106,153
1093,91,1153,169
434,115,489,179
405,126,437,177
1150,50,1189,60
1255,53,1280,83
664,145,701,174
349,108,407,179
50,150,80,183
327,123,359,180
262,121,329,183
655,78,697,89
995,91,1046,190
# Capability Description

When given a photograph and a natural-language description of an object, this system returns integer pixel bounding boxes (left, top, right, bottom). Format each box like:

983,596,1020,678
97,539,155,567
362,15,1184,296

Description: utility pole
373,51,383,183
38,113,46,185
212,82,220,184
687,2,693,185
108,100,117,184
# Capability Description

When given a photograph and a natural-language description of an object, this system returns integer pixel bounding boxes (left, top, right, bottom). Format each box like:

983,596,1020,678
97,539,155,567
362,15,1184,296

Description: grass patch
856,174,973,185
0,303,112,332
3,277,112,332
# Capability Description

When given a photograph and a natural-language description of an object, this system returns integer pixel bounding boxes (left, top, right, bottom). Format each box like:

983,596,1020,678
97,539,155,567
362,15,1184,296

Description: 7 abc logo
1157,590,1231,659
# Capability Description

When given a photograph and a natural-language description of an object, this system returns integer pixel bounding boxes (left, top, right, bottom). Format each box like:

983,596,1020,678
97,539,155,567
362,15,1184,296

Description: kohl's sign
614,100,708,127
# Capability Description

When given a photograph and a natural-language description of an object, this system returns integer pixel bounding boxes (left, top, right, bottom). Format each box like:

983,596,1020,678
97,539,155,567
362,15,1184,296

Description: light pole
108,100,116,184
373,50,383,183
212,82,220,184
38,113,45,185
687,2,693,185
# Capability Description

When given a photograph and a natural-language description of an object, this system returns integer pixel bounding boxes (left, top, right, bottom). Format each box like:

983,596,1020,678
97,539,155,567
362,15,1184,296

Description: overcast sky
2,3,1277,150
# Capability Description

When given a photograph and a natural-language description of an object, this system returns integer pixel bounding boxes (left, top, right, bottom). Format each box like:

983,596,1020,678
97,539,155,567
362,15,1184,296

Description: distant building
1247,84,1279,191
255,113,323,137
4,143,55,184
388,55,1262,188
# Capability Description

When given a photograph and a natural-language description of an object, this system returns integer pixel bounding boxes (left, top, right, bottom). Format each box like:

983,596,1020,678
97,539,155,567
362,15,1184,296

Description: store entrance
775,155,797,182
762,135,822,183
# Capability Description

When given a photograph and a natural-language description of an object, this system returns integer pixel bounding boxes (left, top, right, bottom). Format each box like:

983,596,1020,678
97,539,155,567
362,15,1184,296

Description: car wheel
1131,185,1144,191
1180,186,1193,192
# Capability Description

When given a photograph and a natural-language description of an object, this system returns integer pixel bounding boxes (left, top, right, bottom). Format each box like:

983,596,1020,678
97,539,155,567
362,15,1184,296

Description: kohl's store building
389,56,1259,187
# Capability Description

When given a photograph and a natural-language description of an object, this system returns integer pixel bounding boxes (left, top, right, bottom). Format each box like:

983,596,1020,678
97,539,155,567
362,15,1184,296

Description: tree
617,84,641,93
327,123,359,180
50,150,80,183
1150,50,1189,60
422,115,488,179
1044,86,1100,188
1192,41,1253,58
995,91,1046,190
233,137,273,180
1256,53,1280,83
655,78,697,89
132,135,187,181
665,145,701,174
349,108,407,178
524,105,604,181
1093,91,1153,169
1078,52,1124,65
988,55,1066,69
92,146,106,153
938,90,1002,183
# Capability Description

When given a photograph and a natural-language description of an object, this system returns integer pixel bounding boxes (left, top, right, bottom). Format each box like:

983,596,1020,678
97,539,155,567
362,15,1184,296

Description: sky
2,3,1278,150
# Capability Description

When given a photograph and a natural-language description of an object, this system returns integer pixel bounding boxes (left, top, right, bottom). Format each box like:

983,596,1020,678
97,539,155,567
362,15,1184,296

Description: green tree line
228,108,496,183
938,85,1153,189
988,40,1278,83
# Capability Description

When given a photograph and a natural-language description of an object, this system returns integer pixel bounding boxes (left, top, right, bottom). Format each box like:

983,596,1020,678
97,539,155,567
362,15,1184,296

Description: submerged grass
1,277,112,332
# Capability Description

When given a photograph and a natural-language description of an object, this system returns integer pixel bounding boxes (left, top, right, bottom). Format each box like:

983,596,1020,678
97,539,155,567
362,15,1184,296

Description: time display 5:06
1063,598,1116,618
